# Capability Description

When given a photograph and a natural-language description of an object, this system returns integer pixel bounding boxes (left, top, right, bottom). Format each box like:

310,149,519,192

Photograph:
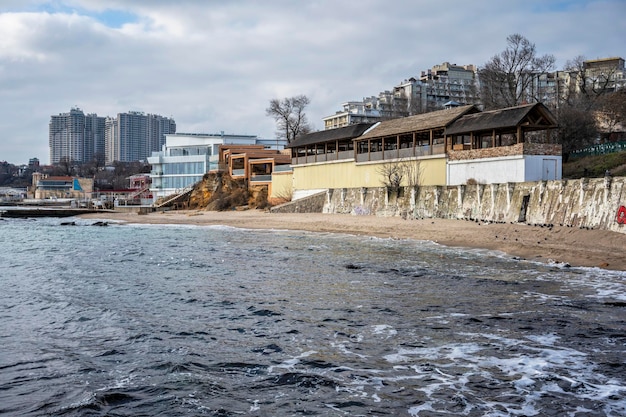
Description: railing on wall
251,174,272,182
274,165,293,173
570,141,626,158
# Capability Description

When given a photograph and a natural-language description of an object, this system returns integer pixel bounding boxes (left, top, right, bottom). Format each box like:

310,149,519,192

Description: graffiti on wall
617,206,626,224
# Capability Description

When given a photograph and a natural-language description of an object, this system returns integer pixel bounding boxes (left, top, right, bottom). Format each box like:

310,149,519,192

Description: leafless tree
557,106,598,161
402,159,423,191
266,95,312,143
51,158,75,176
479,34,556,110
557,56,624,155
563,55,620,110
377,159,423,198
596,90,626,141
377,161,403,194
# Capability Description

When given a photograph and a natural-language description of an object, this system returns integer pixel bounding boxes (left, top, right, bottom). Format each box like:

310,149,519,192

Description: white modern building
323,100,382,130
148,133,283,201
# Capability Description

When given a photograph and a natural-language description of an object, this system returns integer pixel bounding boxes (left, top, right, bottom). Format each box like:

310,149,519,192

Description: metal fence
570,141,626,158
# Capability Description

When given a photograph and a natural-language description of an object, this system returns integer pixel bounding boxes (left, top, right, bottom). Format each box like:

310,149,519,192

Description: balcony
250,174,272,183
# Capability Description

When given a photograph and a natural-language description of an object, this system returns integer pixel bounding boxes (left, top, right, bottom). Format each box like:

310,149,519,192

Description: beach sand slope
80,210,626,271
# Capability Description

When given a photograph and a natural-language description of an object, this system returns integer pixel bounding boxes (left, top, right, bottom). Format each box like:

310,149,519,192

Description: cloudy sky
1,0,624,164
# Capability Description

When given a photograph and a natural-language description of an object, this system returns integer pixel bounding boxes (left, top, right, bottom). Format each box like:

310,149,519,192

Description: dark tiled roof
358,105,478,140
288,123,375,148
445,103,557,135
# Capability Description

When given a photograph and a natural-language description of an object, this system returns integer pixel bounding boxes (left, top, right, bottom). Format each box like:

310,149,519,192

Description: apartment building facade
109,111,176,163
49,108,105,164
322,100,382,130
322,62,480,131
50,108,175,165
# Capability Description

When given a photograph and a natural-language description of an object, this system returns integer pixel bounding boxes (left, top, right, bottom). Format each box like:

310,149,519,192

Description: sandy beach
79,210,626,271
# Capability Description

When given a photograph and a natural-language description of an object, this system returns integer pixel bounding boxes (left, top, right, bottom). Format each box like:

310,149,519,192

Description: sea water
0,216,624,416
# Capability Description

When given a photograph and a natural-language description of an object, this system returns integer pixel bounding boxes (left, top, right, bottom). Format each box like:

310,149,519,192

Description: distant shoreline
79,210,626,271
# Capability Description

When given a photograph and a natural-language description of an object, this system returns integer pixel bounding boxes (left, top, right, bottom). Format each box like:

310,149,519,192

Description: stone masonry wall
273,176,626,234
448,143,562,161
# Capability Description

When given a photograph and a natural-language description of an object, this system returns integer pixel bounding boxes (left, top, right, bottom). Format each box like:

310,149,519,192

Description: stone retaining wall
273,176,626,233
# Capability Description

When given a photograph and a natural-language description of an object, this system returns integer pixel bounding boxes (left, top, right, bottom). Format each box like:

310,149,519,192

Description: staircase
153,185,195,209
127,185,151,200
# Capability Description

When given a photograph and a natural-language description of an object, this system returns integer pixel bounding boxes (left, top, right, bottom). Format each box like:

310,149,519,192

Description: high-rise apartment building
104,117,119,163
50,108,175,165
49,108,105,164
85,113,106,163
104,111,176,163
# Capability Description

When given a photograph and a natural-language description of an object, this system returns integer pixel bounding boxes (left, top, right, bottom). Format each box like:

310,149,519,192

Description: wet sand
80,210,626,271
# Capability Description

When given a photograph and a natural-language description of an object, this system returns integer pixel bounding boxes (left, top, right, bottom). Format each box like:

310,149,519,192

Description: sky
0,0,624,165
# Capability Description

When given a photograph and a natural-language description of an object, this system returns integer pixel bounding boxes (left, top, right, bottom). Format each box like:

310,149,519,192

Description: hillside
187,172,269,211
563,151,626,178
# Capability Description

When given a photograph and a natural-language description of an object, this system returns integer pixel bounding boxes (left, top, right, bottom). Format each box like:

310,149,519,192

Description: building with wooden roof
218,145,292,197
444,103,561,185
285,103,560,197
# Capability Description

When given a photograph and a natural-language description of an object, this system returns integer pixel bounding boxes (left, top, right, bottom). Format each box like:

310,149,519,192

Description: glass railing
251,174,272,182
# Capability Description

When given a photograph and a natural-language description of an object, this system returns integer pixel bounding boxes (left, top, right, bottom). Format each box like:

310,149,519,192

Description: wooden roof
288,123,375,148
357,105,478,140
230,151,291,162
445,103,558,136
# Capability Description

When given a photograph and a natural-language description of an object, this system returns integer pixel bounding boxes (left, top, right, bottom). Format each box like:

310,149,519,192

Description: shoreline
79,210,626,271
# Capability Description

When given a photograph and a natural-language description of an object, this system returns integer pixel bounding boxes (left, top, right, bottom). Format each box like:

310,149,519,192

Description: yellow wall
270,171,294,199
291,157,447,191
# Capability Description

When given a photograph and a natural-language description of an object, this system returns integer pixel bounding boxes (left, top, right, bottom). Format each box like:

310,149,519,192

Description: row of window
159,176,203,190
160,162,205,175
168,147,210,156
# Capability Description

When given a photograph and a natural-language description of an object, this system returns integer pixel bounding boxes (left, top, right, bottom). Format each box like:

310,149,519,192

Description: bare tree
377,161,404,195
266,95,312,143
557,56,624,155
596,90,626,141
563,55,620,110
557,106,598,161
479,34,555,110
377,159,423,199
402,159,423,191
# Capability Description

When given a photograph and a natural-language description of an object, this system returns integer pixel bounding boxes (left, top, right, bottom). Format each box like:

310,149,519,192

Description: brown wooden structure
444,103,559,152
288,123,375,164
217,145,291,187
352,105,479,162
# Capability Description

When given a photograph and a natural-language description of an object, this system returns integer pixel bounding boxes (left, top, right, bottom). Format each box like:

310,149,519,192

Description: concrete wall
270,171,293,199
447,155,562,185
272,176,626,234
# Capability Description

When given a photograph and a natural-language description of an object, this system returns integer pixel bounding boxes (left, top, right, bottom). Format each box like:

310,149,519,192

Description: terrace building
147,133,283,202
287,103,560,197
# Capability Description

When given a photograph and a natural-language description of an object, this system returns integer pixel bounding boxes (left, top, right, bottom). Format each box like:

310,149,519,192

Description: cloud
0,0,624,164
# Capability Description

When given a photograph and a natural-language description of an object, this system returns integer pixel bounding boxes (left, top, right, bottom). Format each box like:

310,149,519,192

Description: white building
148,132,283,201
322,100,382,130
